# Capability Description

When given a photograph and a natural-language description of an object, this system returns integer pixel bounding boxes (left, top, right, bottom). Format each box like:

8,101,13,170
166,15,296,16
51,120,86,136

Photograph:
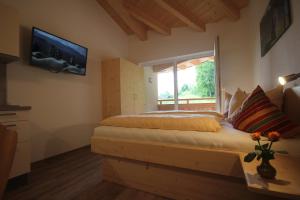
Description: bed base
91,136,244,178
91,137,253,200
102,156,254,200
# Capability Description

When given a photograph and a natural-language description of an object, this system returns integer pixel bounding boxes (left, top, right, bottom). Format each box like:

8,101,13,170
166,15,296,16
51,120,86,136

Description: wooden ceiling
152,56,215,73
97,0,249,41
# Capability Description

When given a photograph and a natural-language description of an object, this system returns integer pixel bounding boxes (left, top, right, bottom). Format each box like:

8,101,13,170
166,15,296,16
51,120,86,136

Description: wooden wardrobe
101,58,145,119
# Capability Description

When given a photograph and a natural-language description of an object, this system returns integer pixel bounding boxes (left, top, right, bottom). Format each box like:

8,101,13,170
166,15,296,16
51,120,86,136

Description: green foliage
244,152,257,162
255,143,269,150
178,61,216,99
178,84,190,97
245,142,276,163
194,61,216,97
159,91,174,99
159,60,216,99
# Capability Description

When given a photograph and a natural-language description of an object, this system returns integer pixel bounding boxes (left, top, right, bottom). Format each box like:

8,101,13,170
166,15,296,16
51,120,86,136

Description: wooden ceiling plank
97,0,147,41
153,63,173,73
154,0,205,32
210,0,240,20
97,0,133,35
124,2,171,35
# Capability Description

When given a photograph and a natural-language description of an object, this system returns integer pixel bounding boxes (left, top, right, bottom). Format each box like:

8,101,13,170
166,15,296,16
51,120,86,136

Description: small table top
239,153,300,200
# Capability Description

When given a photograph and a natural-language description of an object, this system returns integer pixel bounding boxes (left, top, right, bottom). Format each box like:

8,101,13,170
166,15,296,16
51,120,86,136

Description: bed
93,122,300,158
91,86,300,200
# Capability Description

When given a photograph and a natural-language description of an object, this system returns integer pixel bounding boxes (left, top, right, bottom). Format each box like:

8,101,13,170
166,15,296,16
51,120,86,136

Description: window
155,55,217,111
176,57,216,111
142,50,220,112
157,65,175,110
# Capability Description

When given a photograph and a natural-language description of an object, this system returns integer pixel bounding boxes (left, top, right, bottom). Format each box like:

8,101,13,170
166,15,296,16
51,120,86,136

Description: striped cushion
232,86,299,138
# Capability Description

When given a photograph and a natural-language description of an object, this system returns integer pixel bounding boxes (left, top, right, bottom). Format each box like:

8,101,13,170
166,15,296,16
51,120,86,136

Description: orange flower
251,132,261,141
268,131,280,142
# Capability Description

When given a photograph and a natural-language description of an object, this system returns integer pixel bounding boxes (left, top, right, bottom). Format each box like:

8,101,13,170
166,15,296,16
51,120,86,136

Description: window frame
140,50,221,111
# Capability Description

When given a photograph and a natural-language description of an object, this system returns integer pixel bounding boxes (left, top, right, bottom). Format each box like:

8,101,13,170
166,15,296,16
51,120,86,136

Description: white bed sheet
93,122,300,157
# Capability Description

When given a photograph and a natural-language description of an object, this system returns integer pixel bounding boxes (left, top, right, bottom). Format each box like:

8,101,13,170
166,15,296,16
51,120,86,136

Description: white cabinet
0,111,31,178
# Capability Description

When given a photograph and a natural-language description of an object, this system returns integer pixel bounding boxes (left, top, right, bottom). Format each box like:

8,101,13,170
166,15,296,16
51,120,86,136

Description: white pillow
223,91,232,114
228,88,248,119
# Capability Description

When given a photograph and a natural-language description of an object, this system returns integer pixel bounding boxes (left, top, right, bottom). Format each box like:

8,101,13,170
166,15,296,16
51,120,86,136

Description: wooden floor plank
4,146,168,200
4,146,286,200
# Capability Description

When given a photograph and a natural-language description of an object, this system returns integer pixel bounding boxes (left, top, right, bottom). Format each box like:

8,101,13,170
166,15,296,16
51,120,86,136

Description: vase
256,158,276,179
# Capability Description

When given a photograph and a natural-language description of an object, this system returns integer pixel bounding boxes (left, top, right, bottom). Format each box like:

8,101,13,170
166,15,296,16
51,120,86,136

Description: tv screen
30,27,88,75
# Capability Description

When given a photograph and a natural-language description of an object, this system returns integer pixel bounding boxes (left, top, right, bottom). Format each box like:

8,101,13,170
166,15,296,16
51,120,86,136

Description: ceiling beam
97,0,133,35
155,0,205,32
210,0,240,20
97,0,147,41
124,2,171,36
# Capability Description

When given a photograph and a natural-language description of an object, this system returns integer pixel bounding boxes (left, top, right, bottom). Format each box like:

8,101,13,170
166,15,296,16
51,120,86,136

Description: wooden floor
4,146,168,200
4,146,286,200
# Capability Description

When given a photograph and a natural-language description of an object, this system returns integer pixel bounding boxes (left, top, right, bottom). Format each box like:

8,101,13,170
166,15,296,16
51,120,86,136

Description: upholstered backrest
283,86,300,125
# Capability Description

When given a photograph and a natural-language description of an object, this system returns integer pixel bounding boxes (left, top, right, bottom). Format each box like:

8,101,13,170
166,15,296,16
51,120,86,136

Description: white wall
252,0,300,90
1,0,128,162
144,67,158,111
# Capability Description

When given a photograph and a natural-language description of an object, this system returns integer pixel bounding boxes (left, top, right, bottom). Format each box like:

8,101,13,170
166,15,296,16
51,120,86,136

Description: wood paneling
210,0,240,20
120,59,145,115
102,156,283,200
91,136,244,178
97,0,147,41
96,0,134,35
97,0,249,40
101,58,145,119
124,2,171,35
155,0,205,32
101,59,122,119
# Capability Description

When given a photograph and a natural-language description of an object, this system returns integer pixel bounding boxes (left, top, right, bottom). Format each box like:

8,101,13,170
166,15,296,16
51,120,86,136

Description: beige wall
1,0,128,162
144,67,158,112
0,3,19,57
252,0,300,90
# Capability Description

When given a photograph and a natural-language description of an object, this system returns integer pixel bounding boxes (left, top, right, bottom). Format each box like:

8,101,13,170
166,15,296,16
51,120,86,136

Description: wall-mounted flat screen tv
30,27,88,75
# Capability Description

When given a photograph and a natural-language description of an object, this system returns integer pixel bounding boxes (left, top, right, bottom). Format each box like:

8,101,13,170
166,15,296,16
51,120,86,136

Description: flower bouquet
244,131,287,179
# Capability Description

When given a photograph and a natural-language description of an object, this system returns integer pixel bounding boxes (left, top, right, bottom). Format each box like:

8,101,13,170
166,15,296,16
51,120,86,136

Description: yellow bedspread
100,114,221,132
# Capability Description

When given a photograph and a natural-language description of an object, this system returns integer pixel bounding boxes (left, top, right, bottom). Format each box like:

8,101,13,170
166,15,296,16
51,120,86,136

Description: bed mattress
93,122,300,157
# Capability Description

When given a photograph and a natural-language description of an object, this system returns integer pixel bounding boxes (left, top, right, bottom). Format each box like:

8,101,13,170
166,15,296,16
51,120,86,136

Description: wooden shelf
239,153,300,199
0,105,31,111
0,53,19,64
